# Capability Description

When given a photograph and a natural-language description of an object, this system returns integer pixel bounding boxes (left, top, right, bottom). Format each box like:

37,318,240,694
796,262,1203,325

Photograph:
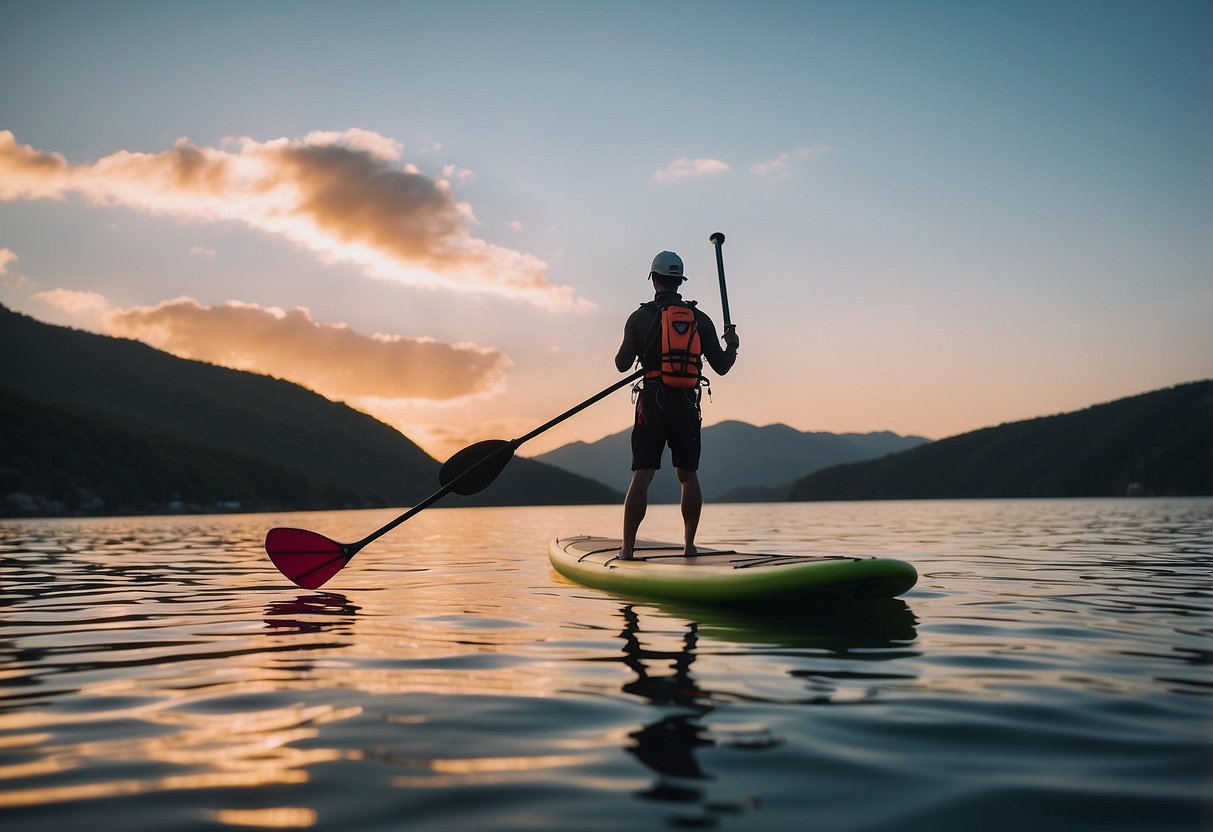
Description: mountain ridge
785,380,1211,500
528,418,930,502
0,305,620,514
4,305,1205,514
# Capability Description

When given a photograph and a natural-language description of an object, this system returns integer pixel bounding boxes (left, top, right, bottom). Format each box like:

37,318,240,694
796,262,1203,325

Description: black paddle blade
440,439,515,495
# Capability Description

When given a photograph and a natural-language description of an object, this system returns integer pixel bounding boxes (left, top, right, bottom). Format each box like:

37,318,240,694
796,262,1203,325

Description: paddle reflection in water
607,598,919,826
263,592,361,635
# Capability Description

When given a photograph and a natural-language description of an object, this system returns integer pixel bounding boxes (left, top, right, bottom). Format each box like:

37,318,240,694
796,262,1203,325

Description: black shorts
631,383,701,471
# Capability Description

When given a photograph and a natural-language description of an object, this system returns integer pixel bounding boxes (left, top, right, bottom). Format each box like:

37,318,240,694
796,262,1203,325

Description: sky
2,0,1210,460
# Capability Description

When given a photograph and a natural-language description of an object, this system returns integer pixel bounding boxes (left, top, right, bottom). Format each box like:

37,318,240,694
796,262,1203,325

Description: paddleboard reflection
609,599,918,824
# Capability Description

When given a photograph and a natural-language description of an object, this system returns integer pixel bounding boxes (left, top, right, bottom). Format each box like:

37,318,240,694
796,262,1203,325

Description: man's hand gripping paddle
265,368,645,589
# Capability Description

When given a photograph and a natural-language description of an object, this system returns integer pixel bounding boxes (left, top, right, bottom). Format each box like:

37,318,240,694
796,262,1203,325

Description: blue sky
2,0,1209,458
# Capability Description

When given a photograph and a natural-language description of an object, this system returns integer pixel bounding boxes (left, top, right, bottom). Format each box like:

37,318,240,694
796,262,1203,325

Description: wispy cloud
189,246,217,257
34,290,511,402
0,137,70,199
0,247,32,289
653,157,730,182
1,129,589,311
751,145,831,180
441,163,475,185
34,287,112,318
0,248,17,275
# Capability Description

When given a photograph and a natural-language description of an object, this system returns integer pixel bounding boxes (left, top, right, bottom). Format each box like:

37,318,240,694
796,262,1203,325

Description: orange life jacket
645,302,702,388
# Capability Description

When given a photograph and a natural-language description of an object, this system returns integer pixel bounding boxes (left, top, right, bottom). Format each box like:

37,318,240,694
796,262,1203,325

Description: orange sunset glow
1,5,1208,461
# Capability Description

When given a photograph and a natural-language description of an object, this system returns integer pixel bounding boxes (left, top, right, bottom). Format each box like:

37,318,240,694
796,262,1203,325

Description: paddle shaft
350,466,478,553
350,367,646,553
517,367,644,444
709,232,732,330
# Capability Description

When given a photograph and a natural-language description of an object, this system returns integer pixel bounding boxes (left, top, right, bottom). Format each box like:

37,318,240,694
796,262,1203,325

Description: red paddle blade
264,527,350,590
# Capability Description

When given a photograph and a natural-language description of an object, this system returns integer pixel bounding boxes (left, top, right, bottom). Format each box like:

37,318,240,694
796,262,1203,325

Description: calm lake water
1,499,1209,831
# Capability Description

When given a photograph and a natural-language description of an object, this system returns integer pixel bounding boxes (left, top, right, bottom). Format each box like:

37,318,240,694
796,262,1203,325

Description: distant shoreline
4,494,1208,524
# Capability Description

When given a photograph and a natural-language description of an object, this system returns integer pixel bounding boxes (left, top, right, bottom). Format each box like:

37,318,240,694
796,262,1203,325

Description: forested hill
786,380,1212,501
0,305,619,514
2,390,361,513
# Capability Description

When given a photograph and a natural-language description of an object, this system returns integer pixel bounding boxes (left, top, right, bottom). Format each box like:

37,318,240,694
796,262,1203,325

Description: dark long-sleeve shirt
615,290,737,377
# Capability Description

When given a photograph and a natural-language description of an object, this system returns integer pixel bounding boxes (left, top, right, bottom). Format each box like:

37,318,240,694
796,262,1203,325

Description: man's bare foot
617,549,634,560
682,545,697,557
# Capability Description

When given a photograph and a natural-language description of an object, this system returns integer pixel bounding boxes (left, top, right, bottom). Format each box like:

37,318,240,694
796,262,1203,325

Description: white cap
649,251,685,281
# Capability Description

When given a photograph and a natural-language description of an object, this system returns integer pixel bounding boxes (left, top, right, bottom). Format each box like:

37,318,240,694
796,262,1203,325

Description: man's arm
615,309,642,372
697,312,738,376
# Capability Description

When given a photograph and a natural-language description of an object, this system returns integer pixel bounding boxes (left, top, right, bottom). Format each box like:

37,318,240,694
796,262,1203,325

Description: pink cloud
0,133,71,199
34,291,511,402
653,157,731,182
751,145,832,180
0,129,589,311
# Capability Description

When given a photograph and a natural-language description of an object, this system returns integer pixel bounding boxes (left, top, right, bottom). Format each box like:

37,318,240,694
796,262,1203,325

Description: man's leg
620,468,655,559
675,468,702,556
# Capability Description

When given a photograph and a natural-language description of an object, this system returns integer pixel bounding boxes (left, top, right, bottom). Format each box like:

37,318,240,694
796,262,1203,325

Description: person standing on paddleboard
614,250,739,559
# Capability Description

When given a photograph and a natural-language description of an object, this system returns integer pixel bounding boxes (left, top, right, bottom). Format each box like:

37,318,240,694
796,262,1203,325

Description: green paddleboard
549,536,918,604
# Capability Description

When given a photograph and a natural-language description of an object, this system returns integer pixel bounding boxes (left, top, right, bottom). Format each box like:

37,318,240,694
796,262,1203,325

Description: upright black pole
709,232,733,331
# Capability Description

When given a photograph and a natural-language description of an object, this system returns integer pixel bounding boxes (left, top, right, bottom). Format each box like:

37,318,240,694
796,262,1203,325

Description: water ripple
0,499,1209,831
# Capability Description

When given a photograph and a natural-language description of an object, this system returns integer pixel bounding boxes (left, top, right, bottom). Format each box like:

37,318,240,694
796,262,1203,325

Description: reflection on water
264,593,360,635
616,606,729,813
607,597,920,826
616,606,755,822
0,499,1209,831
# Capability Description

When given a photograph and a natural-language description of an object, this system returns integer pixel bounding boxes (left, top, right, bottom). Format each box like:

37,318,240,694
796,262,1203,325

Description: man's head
649,250,685,290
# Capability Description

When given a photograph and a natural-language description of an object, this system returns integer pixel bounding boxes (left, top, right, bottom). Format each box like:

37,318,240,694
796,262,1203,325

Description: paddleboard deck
549,536,917,603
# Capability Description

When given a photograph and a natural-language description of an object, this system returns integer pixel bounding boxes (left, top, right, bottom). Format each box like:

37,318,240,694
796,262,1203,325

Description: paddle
709,232,734,333
439,366,645,493
265,367,645,589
